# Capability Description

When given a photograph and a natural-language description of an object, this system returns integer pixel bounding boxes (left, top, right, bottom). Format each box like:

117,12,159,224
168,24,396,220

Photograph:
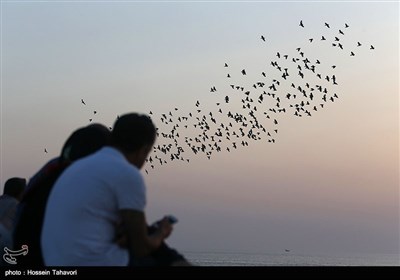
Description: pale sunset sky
1,1,399,256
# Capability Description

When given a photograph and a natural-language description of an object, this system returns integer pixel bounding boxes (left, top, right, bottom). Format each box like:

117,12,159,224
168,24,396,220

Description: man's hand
154,217,173,239
115,216,173,249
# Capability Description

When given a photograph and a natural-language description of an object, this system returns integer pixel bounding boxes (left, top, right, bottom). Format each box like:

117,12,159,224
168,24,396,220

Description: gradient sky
1,1,399,257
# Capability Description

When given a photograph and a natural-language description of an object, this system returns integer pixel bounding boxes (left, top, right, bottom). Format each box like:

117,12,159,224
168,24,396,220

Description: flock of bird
74,21,374,174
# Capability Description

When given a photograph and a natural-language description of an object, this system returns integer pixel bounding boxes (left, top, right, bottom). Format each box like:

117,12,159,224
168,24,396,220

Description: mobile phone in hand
165,215,178,224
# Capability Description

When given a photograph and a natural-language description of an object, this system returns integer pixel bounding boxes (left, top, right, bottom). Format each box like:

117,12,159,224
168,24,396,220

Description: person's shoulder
122,164,143,181
101,147,140,173
25,157,66,193
114,163,145,190
28,157,61,183
89,147,123,164
67,148,106,169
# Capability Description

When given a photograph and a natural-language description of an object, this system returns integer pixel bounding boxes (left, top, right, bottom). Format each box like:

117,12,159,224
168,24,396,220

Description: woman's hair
60,123,111,161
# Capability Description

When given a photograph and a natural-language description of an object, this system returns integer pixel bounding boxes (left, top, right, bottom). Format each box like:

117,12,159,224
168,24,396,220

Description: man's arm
119,209,172,258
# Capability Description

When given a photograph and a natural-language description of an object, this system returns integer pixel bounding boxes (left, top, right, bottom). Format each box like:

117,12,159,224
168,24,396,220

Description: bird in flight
81,99,86,105
142,20,376,173
44,148,48,153
345,23,349,28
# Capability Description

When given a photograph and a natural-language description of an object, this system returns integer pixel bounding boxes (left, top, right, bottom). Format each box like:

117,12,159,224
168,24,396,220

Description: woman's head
61,123,111,162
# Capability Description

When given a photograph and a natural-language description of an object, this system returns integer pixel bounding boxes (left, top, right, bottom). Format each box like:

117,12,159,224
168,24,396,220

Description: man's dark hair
3,177,26,198
111,113,156,153
60,123,111,161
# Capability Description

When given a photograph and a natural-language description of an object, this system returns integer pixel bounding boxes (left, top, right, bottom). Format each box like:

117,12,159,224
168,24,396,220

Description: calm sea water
184,251,400,266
